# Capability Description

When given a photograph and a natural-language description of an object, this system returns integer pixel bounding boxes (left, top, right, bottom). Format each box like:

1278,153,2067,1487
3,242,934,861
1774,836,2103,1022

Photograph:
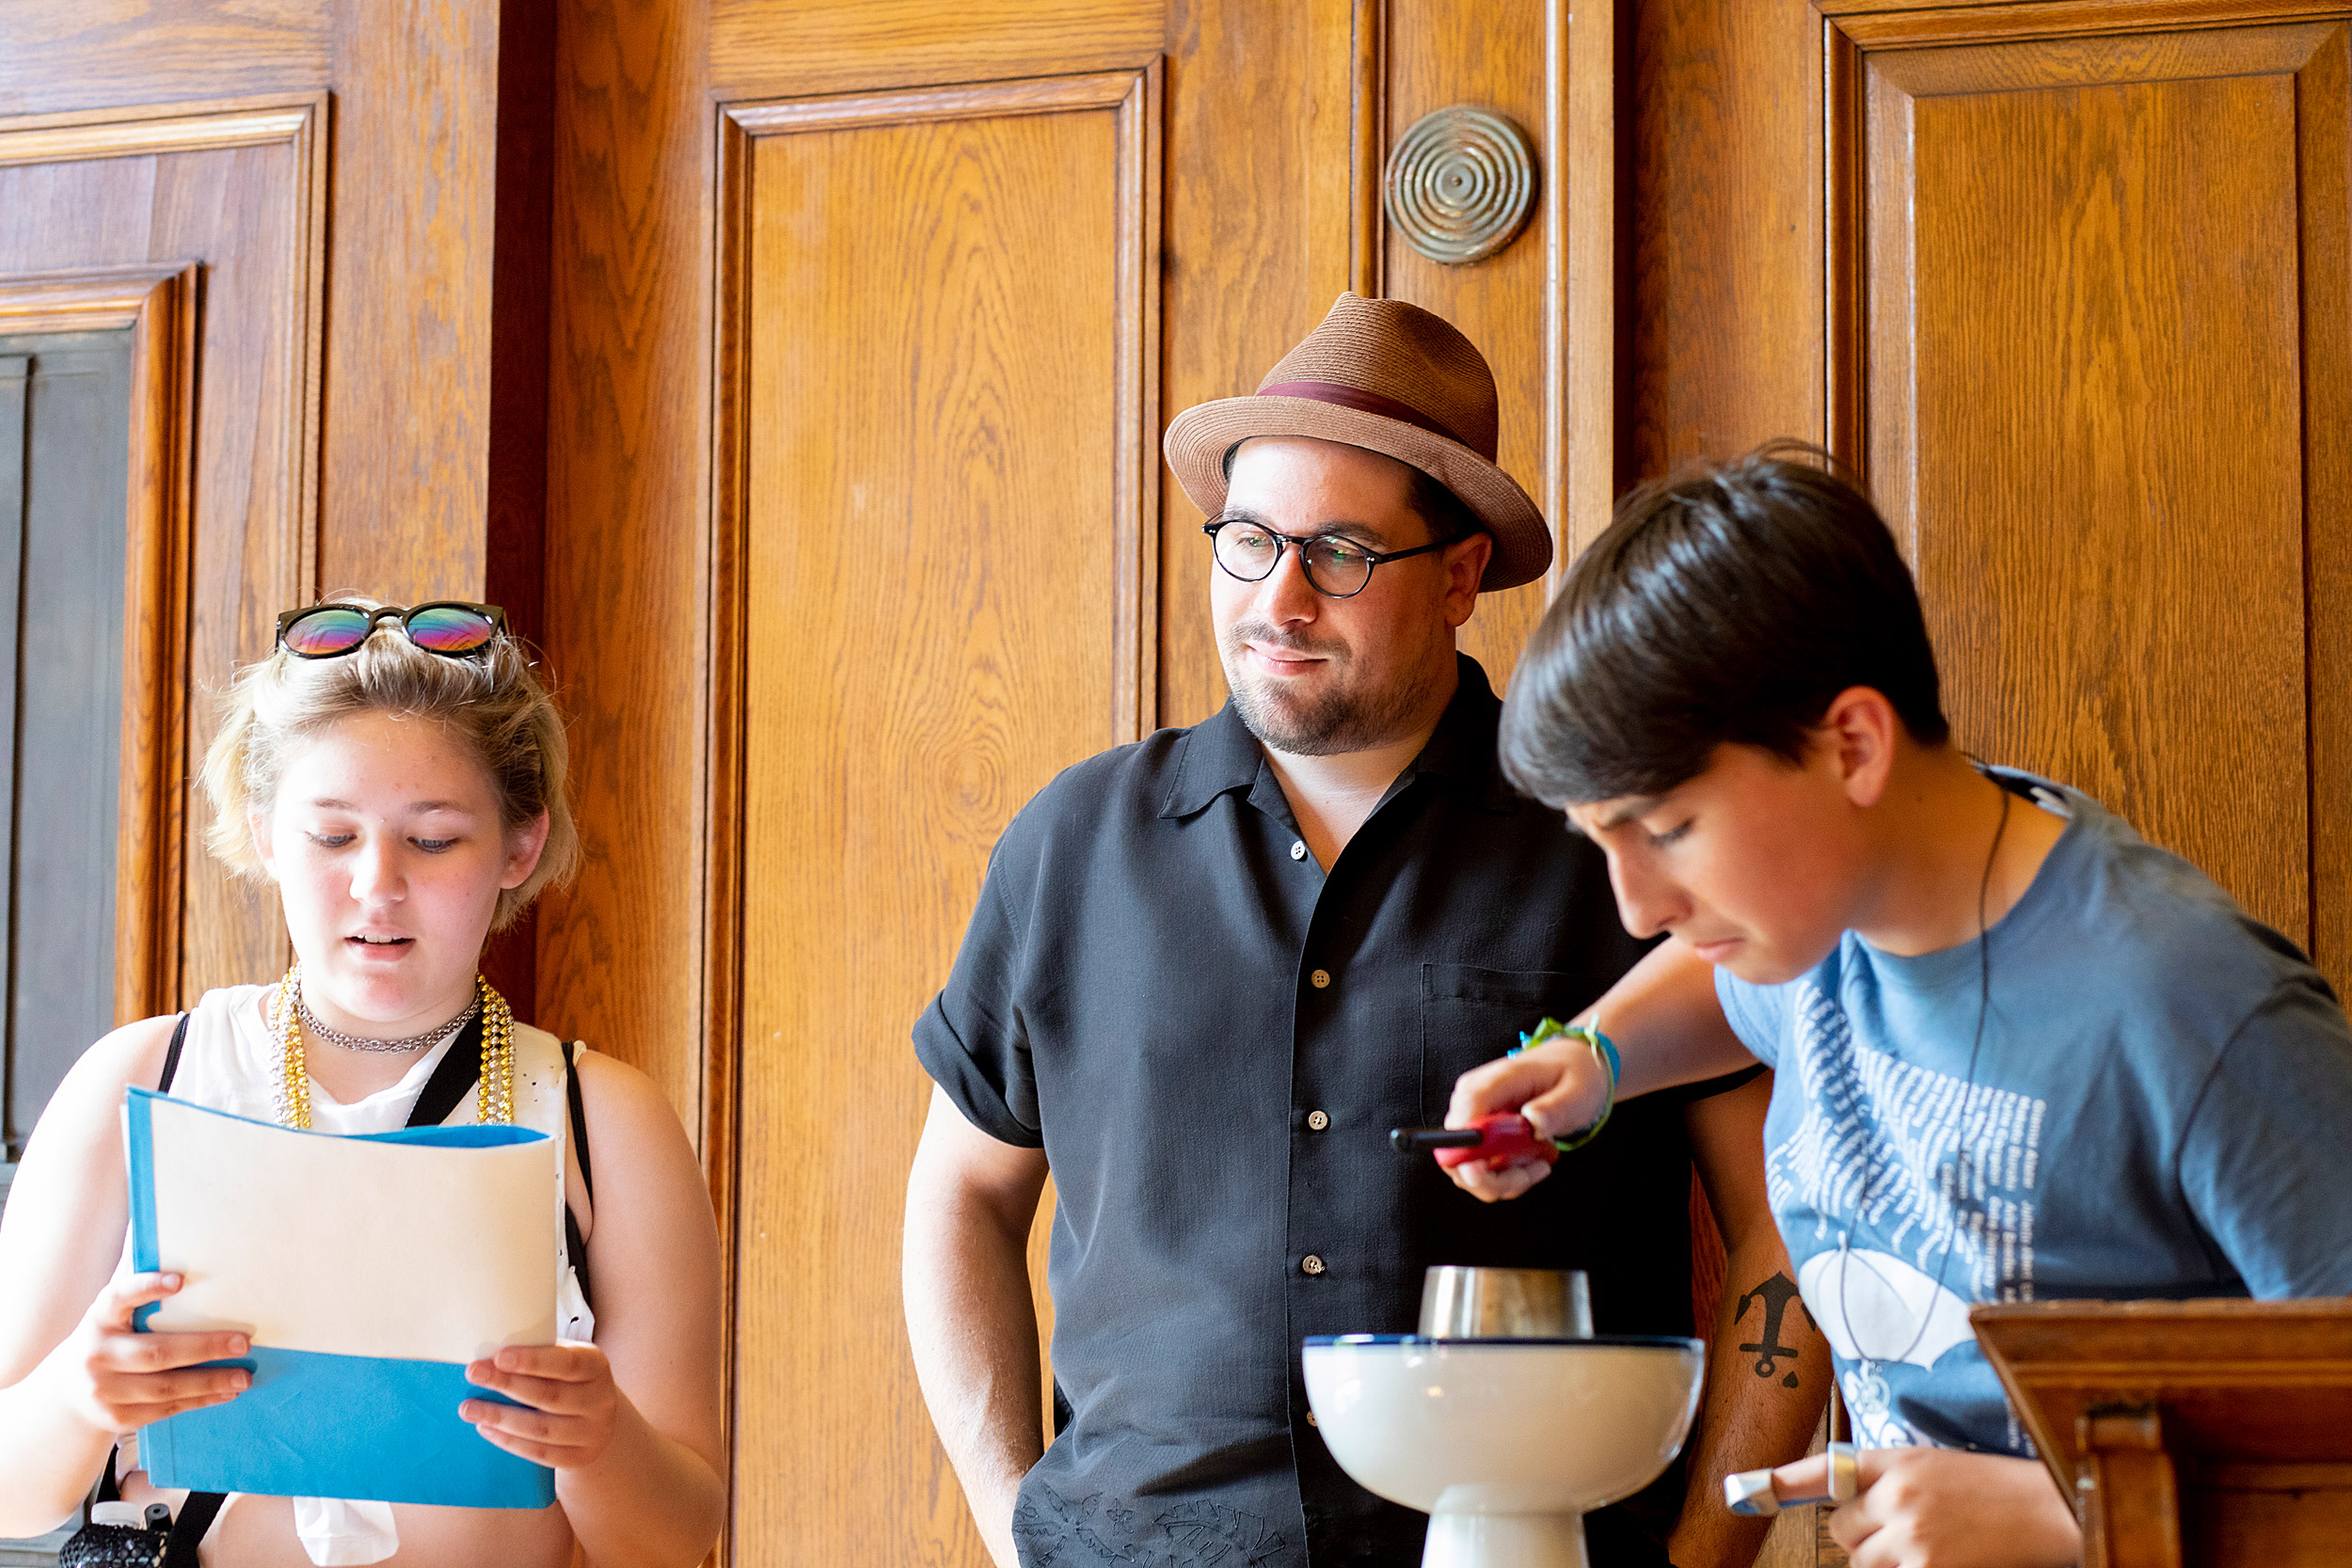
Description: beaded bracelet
1507,1016,1620,1152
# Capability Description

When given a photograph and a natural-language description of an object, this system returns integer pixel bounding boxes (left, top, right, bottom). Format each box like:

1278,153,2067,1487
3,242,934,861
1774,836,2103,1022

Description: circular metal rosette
1383,106,1538,266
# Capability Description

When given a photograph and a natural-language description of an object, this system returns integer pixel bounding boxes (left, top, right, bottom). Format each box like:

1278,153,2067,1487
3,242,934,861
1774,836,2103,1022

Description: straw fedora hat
1163,293,1550,591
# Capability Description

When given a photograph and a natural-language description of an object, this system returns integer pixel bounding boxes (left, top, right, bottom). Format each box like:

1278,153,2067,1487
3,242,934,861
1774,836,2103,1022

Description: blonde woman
0,600,723,1567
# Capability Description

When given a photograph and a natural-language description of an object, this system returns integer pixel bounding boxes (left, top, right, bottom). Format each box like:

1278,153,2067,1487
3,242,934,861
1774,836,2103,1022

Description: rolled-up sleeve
914,850,1044,1148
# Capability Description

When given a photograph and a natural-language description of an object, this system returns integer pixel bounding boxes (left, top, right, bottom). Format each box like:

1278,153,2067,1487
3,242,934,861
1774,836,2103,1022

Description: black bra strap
564,1042,595,1309
405,1012,486,1130
155,1013,191,1094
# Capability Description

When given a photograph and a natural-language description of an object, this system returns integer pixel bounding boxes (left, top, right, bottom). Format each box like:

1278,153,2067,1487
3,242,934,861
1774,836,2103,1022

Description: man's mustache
1224,621,1347,660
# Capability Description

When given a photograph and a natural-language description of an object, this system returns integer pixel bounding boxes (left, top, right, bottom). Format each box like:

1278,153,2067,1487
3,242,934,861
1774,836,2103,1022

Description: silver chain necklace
1836,783,2011,1422
294,982,481,1055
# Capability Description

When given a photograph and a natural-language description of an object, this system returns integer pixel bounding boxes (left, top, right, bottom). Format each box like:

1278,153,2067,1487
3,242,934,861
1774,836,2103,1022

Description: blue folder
125,1088,557,1509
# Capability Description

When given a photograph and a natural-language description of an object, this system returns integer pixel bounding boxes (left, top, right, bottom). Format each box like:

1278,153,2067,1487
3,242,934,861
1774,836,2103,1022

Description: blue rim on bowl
1303,1334,1706,1350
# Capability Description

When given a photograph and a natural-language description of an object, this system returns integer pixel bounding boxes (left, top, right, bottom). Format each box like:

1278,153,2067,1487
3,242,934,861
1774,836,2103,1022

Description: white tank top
123,984,597,1565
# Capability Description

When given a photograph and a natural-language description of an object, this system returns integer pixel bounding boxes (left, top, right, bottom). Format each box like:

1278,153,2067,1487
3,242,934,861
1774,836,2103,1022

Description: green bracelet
1512,1016,1619,1153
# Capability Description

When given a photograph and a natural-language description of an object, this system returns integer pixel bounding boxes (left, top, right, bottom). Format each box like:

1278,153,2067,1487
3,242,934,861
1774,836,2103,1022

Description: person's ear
249,810,279,880
501,812,551,890
1818,686,1901,808
1439,532,1494,628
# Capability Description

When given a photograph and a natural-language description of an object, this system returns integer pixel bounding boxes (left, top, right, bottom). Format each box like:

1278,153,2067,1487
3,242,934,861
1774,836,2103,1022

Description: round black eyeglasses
1202,519,1451,599
276,602,507,659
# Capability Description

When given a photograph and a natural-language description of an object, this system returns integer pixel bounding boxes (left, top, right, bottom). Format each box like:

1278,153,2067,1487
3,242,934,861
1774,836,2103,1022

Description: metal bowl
1418,1266,1593,1339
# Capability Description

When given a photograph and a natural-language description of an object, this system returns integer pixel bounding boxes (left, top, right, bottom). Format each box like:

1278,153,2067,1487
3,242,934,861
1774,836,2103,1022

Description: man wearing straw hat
905,294,1824,1567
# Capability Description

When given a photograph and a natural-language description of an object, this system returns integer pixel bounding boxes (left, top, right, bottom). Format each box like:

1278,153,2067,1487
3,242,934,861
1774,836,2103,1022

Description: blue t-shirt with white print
1716,769,2352,1455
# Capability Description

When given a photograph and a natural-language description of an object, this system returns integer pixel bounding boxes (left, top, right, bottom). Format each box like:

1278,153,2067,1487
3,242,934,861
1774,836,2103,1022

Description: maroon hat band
1256,380,1472,453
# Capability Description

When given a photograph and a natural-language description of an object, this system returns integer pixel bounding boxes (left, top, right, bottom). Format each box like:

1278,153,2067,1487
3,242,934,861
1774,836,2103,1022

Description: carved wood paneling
710,69,1158,1566
0,265,198,1029
0,94,327,1008
1979,1298,2352,1568
1821,8,2352,987
707,0,1164,97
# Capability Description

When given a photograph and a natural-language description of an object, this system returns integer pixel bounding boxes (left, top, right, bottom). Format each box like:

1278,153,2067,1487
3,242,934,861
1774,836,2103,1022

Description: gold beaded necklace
271,962,516,1130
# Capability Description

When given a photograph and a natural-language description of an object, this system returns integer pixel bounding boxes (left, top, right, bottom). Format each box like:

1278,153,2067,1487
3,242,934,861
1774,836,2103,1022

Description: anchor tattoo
1735,1271,1809,1387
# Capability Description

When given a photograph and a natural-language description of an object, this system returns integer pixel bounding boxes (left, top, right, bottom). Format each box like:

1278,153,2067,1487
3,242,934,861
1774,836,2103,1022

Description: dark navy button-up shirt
916,657,1751,1567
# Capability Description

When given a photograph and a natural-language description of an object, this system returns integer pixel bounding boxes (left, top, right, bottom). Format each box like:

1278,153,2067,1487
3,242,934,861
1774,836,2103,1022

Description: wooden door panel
1386,0,1557,689
721,71,1155,1566
1827,11,2352,975
0,98,326,1007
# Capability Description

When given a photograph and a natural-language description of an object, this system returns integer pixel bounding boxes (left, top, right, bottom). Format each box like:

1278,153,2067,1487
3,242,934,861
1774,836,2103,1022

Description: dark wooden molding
0,92,329,1004
0,263,199,1027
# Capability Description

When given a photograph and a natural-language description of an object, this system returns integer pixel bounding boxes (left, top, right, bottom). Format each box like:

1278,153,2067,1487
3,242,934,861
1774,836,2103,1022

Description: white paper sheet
132,1093,559,1364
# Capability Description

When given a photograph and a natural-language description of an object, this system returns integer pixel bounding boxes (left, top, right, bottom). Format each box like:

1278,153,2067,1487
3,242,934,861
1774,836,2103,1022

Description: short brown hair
200,597,579,929
1500,443,1948,805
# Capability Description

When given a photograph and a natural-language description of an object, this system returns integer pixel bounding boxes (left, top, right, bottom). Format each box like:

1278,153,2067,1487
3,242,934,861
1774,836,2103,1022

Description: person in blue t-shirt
1444,445,2352,1568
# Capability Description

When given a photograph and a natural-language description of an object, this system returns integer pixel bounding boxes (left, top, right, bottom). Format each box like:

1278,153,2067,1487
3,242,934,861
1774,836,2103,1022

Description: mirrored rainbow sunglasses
275,601,507,660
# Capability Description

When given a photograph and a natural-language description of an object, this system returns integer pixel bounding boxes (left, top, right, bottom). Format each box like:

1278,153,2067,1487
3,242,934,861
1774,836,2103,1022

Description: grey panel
0,357,22,1161
0,332,133,1161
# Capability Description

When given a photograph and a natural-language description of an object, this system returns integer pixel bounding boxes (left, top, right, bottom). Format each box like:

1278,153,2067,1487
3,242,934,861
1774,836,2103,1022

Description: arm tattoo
1733,1272,1810,1387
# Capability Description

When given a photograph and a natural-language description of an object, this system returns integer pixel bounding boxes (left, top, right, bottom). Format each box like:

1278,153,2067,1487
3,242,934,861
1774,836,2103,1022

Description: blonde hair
201,599,580,929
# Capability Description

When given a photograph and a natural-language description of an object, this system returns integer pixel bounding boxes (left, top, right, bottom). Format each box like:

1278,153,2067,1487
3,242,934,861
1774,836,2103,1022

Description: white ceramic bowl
1301,1335,1707,1517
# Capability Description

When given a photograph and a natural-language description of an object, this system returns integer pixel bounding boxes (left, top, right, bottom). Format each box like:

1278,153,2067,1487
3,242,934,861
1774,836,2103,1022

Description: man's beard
1218,620,1438,757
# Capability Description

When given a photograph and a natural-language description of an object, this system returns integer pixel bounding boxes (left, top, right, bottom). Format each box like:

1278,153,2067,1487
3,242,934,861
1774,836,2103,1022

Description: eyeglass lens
405,605,499,653
280,607,375,657
1212,525,1375,595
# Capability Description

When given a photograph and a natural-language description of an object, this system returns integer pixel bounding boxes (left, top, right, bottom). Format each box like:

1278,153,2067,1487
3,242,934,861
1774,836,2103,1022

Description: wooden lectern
1973,1299,2352,1568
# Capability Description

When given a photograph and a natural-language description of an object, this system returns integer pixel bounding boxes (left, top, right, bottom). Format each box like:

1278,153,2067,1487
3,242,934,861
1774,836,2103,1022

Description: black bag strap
405,1012,485,1130
155,1013,191,1095
164,1489,225,1565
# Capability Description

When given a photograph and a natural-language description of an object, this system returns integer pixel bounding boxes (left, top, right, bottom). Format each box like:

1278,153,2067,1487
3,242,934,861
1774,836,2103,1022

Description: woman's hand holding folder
46,1272,250,1435
460,1341,619,1468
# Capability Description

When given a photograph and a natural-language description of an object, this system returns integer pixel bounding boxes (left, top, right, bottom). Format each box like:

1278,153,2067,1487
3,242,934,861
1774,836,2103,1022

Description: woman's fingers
95,1327,250,1374
92,1271,183,1330
465,1420,577,1466
92,1362,252,1413
489,1343,605,1383
466,1344,609,1410
466,1369,584,1413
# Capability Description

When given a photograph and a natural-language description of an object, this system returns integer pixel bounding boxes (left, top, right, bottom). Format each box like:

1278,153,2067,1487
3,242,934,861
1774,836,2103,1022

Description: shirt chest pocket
1419,963,1586,1124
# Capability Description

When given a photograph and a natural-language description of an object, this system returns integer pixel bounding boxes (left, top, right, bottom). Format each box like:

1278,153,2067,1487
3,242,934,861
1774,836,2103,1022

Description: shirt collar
1160,654,1518,819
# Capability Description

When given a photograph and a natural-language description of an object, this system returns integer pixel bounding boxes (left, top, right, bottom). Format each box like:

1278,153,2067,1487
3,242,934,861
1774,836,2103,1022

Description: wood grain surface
535,0,714,1122
0,270,196,1029
1158,0,1318,729
710,0,1164,97
1836,15,2338,962
1978,1298,2352,1568
1384,0,1551,692
0,96,327,1008
315,1,501,601
721,74,1148,1567
0,1,329,117
0,266,199,1030
1625,0,1824,475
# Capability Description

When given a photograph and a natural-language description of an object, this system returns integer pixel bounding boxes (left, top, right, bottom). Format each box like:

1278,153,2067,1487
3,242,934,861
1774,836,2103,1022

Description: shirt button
1290,839,1308,861
1306,1110,1330,1132
1302,1254,1327,1275
1310,969,1331,990
1306,1411,1320,1427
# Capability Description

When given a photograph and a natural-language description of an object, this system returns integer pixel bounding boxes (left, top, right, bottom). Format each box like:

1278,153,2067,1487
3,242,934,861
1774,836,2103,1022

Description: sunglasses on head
275,601,507,659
